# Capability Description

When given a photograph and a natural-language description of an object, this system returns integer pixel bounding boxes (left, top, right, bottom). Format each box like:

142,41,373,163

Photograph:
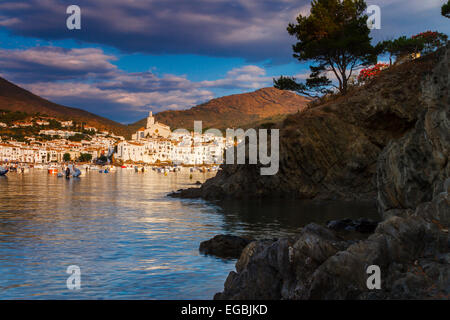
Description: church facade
132,112,171,140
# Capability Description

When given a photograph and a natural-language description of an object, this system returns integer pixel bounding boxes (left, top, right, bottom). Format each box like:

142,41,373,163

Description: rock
327,218,379,233
214,224,351,300
215,215,448,300
195,181,202,185
377,46,449,216
199,235,253,259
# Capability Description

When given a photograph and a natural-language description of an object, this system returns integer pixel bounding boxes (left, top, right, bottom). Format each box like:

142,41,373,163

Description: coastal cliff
172,48,442,202
212,46,449,299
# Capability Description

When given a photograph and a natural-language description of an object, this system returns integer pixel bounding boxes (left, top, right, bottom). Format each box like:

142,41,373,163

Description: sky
0,0,448,124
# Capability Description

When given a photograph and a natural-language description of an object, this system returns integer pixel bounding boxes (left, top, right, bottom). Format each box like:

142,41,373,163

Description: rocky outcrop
377,46,449,221
199,235,253,259
213,46,449,300
172,50,440,201
215,216,448,300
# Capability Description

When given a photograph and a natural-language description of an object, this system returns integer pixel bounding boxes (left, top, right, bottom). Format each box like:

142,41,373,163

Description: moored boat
0,166,8,176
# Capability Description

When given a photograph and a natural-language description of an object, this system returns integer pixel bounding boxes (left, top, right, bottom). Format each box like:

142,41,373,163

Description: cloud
0,47,117,82
199,65,271,89
0,46,273,122
0,0,309,63
0,0,448,63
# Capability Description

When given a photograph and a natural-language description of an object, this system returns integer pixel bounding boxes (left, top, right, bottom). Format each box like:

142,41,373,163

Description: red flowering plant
357,63,389,84
411,31,448,54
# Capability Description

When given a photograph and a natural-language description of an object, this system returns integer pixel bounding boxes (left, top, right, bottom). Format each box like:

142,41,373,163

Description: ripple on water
0,169,379,299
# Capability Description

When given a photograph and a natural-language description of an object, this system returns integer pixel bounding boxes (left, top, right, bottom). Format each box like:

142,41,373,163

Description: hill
0,77,129,137
128,87,310,132
172,46,446,202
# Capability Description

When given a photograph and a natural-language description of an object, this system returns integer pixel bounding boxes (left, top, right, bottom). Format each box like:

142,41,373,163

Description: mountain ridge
0,77,130,137
0,77,310,138
128,87,311,132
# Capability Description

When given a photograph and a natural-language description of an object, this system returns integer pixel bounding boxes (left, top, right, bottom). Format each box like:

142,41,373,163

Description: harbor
0,162,220,178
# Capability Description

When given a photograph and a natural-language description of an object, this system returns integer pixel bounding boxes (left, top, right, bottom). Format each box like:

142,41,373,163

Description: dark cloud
0,1,448,63
0,47,117,82
0,0,309,63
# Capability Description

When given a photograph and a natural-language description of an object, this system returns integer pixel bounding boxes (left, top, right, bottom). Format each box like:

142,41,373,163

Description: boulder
199,235,253,259
215,216,448,300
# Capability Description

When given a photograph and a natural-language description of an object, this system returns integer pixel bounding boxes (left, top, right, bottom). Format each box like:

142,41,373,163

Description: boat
0,166,8,176
48,167,58,175
72,168,82,178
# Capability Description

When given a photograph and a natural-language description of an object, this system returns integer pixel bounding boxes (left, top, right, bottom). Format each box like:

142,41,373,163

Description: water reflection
214,199,380,239
0,169,379,299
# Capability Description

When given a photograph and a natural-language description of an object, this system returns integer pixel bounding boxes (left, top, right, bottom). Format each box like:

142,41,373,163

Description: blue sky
0,0,448,123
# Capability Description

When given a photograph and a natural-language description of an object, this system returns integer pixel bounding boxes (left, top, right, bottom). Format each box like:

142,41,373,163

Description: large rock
215,216,448,300
199,235,253,259
214,224,350,300
377,45,449,223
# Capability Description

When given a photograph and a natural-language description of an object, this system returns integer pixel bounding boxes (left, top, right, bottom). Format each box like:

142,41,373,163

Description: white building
60,121,73,127
116,122,233,165
132,112,171,140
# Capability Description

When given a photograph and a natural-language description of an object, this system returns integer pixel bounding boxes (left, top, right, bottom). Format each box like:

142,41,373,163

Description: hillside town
116,112,235,165
0,111,235,167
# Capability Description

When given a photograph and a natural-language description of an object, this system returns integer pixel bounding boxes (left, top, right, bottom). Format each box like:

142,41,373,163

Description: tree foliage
443,1,450,18
287,0,376,95
376,32,448,65
63,153,71,162
274,68,332,98
78,153,92,163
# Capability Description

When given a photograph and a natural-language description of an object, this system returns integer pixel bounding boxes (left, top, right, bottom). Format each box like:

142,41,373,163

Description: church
132,111,171,140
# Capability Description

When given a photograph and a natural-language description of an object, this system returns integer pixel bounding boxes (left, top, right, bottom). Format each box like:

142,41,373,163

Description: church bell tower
147,111,155,128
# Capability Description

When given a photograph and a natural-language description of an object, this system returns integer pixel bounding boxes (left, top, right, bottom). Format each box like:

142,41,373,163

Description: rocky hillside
0,77,129,137
128,87,310,132
207,45,450,300
173,47,444,202
214,45,449,300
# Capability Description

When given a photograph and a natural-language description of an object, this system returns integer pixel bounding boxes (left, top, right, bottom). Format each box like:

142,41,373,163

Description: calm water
0,169,379,299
